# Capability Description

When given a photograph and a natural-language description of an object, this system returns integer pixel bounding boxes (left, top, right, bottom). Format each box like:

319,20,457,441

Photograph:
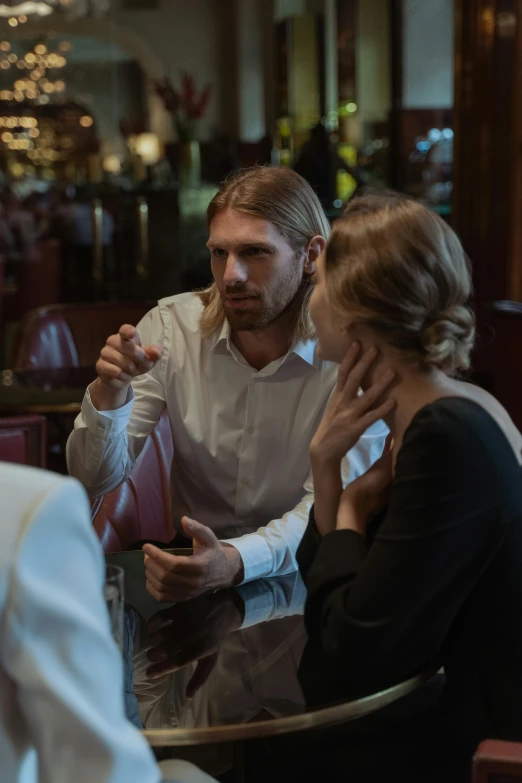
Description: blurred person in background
293,122,362,211
51,186,114,302
2,189,37,252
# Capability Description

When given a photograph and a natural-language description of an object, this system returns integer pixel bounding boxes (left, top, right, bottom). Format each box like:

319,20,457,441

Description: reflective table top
108,550,432,747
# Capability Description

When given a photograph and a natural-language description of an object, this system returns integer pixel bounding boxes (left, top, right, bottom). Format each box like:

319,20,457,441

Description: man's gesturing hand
91,324,163,410
96,324,163,389
143,517,245,603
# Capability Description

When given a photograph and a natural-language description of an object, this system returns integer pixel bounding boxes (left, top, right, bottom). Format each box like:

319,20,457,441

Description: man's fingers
144,343,164,362
143,546,201,577
95,359,132,386
182,517,219,549
119,324,142,344
145,579,170,604
144,560,200,590
106,334,150,366
100,345,139,376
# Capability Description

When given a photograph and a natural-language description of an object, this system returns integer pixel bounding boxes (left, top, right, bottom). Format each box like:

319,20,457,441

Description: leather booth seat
12,301,152,370
473,740,522,782
0,415,46,467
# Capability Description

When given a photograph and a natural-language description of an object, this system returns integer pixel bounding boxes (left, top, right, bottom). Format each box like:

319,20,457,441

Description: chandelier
0,1,111,19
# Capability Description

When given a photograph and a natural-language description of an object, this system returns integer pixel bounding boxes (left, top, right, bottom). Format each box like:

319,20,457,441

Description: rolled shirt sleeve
66,306,168,499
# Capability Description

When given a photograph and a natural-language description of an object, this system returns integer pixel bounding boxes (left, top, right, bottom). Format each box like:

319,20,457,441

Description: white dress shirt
0,463,161,783
67,292,387,583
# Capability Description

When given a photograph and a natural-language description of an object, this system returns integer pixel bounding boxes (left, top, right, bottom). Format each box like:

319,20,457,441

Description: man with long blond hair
68,167,386,602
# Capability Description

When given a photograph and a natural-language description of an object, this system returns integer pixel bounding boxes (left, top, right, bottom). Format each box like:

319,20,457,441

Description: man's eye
246,247,265,256
211,248,227,258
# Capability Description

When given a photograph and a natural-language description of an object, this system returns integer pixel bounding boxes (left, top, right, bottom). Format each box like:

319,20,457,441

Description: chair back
12,301,151,369
2,241,61,327
0,415,46,467
92,410,174,553
473,740,522,782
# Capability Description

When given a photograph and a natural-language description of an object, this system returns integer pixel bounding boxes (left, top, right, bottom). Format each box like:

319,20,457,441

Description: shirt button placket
236,377,256,515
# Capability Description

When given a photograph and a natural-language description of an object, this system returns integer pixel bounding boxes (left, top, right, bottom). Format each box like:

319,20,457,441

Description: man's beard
221,269,306,332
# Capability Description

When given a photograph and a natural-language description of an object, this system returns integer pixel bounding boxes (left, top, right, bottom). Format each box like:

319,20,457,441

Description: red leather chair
12,301,152,370
92,410,174,553
0,415,46,467
473,740,522,782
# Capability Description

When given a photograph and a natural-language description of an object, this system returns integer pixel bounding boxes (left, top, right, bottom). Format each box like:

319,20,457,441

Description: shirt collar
211,319,319,371
211,317,231,352
291,339,319,369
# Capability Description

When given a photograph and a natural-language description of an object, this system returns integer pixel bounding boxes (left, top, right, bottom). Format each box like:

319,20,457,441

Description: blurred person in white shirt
67,167,387,604
0,461,216,783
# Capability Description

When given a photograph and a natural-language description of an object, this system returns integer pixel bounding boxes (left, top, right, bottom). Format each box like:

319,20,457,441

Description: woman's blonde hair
199,166,331,341
325,191,475,374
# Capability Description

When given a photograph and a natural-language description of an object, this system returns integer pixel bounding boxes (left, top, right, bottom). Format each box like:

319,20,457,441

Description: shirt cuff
82,383,134,439
235,580,276,629
221,532,273,584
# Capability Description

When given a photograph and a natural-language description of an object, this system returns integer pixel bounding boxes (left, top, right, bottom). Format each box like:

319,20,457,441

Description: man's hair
199,166,331,341
325,191,475,374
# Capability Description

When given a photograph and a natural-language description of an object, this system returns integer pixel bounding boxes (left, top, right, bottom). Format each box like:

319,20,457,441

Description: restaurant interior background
0,0,521,471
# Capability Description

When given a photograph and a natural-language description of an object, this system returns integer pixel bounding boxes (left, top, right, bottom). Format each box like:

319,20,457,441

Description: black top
297,397,522,744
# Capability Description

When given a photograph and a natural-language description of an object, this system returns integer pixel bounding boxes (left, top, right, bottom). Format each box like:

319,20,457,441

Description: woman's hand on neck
365,353,457,461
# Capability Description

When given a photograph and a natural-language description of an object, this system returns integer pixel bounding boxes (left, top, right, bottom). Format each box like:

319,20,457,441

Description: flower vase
179,140,201,189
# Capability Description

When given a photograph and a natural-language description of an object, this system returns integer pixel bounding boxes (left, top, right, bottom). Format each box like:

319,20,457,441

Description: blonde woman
298,192,522,751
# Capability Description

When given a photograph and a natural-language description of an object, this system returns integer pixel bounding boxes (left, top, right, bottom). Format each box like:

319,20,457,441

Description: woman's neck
379,365,460,459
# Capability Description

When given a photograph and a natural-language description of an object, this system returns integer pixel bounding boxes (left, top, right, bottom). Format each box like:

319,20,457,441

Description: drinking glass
104,564,124,651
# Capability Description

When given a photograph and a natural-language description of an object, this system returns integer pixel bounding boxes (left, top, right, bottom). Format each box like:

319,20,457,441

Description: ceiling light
0,2,111,19
0,4,53,18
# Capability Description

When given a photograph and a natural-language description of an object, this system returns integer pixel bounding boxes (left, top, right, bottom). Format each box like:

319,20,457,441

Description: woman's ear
303,235,326,276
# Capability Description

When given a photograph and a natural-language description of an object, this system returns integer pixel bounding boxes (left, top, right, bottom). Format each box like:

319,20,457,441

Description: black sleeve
301,404,507,695
296,506,332,580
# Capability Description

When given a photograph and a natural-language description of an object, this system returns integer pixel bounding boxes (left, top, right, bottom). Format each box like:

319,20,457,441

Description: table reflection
122,573,308,731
